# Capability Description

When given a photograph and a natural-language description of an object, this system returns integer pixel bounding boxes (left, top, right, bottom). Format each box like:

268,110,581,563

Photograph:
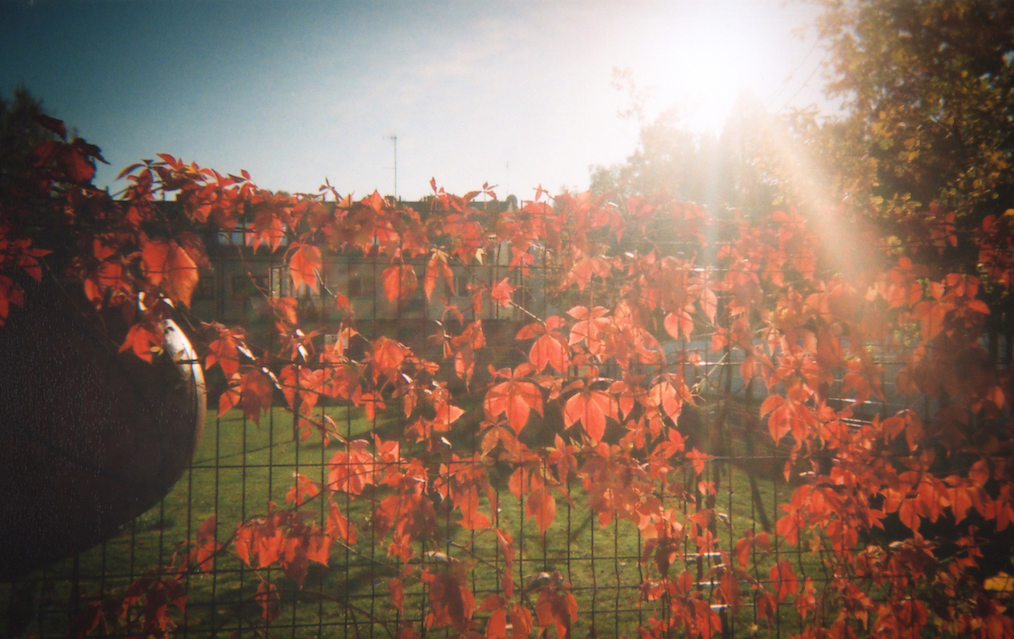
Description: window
193,275,216,301
348,273,375,299
217,224,288,248
232,275,267,300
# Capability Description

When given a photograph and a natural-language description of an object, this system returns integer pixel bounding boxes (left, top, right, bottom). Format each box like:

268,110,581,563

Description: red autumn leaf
509,603,533,639
371,335,407,383
60,140,101,183
518,319,570,373
568,305,611,355
206,329,242,377
529,332,569,373
649,377,684,421
755,590,777,628
664,309,694,340
16,245,50,282
733,536,753,569
496,529,515,598
382,264,418,302
289,243,321,293
119,322,163,363
454,485,492,530
285,473,320,506
390,577,405,615
685,448,713,474
255,580,281,623
563,388,617,442
279,365,323,413
305,530,332,566
535,584,576,639
700,283,719,323
486,609,508,639
239,369,275,425
328,442,375,496
327,501,357,544
189,515,224,572
249,208,286,251
358,391,386,421
490,277,516,308
0,275,25,326
694,599,722,639
141,238,199,306
770,560,798,603
775,511,801,546
333,291,350,312
898,499,920,533
35,112,67,140
484,376,543,434
526,486,556,535
566,256,611,292
424,250,455,301
281,538,310,588
969,458,990,488
176,231,211,270
71,603,102,639
424,570,475,631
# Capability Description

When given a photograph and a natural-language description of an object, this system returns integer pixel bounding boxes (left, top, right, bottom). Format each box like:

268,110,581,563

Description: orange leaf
255,580,281,623
141,239,199,306
484,378,543,434
509,603,533,639
289,244,321,294
424,251,455,302
390,577,405,615
0,276,25,325
649,378,683,421
969,459,990,488
563,389,617,442
770,560,798,603
327,502,357,544
382,264,418,302
664,310,694,340
119,322,163,363
526,487,556,535
529,332,569,373
486,609,507,639
491,277,516,308
206,330,242,377
898,499,920,532
239,369,275,425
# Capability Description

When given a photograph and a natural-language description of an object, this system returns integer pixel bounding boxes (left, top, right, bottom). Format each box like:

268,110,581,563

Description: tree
0,86,61,193
807,0,1014,372
591,92,811,223
814,0,1014,221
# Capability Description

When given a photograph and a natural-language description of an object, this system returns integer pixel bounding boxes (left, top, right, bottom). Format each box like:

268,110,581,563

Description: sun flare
637,4,791,134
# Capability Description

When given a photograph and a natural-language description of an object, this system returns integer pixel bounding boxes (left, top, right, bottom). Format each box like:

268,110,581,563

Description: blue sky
1,0,828,200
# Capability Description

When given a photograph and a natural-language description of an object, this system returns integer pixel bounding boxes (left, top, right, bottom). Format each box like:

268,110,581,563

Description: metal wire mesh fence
1,208,1010,639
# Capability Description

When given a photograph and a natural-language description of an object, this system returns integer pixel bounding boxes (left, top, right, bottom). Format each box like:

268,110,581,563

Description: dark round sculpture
0,281,205,580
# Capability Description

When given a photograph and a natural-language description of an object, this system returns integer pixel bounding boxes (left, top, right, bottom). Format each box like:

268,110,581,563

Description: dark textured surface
0,281,204,580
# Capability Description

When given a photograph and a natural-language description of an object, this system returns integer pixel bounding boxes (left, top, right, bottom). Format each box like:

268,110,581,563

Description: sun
637,3,790,134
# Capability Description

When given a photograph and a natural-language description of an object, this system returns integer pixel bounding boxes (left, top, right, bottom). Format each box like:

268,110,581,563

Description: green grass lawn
2,403,824,639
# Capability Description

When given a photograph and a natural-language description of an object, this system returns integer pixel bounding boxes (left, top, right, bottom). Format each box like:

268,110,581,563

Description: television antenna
386,134,398,200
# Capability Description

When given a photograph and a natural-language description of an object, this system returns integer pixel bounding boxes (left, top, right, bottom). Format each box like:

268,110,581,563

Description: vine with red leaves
2,117,1013,639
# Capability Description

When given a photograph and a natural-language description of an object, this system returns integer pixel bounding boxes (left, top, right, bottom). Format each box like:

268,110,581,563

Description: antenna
386,134,398,200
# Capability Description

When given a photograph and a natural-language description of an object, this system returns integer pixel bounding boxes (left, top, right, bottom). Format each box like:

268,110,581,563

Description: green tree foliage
0,86,59,192
591,86,816,221
809,0,1014,359
813,0,1014,223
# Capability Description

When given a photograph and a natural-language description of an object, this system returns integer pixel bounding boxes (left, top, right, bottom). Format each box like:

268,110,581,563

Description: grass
1,402,827,639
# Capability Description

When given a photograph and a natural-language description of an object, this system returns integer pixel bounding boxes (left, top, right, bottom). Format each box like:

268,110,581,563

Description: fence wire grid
0,235,1006,639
